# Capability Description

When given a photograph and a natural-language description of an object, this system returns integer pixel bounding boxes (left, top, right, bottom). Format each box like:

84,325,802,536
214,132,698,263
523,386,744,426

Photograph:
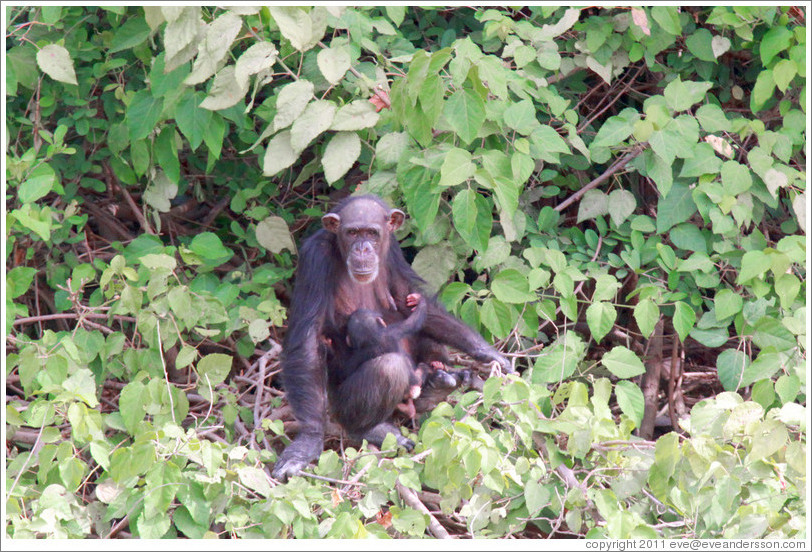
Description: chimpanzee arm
387,241,511,372
386,294,427,341
272,231,335,481
421,304,512,372
272,326,326,481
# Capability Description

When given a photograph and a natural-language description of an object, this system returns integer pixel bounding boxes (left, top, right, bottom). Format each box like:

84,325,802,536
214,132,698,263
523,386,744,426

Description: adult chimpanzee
272,194,510,481
337,292,427,430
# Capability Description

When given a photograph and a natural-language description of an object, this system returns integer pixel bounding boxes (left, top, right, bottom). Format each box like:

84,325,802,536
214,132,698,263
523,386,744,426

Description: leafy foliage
5,5,806,539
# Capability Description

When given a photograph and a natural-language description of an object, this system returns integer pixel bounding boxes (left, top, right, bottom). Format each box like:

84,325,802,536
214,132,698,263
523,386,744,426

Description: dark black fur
272,195,509,481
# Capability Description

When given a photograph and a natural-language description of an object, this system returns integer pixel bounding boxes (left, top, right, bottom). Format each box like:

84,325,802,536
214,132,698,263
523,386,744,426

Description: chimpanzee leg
332,353,413,447
355,421,414,451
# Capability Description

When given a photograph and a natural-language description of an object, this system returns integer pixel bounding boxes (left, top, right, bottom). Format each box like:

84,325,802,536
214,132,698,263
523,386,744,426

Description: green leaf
375,132,410,169
760,26,793,66
155,127,180,183
189,232,233,264
679,143,722,178
677,252,714,273
235,41,278,88
145,461,182,513
607,189,636,226
36,44,78,85
664,78,714,112
273,80,315,132
127,90,164,142
656,182,697,234
748,419,788,462
650,6,681,35
237,466,272,498
322,131,360,183
479,297,514,339
255,216,296,254
740,351,783,388
592,274,621,303
61,368,99,407
752,317,796,352
685,28,717,62
695,103,731,133
775,374,800,404
772,59,798,92
262,130,298,177
720,160,752,195
670,223,708,253
716,349,749,391
386,6,405,26
737,250,769,283
317,44,351,85
110,15,151,53
532,125,570,157
672,302,696,342
775,273,800,310
586,302,616,343
503,99,538,135
197,353,232,386
119,381,146,434
452,188,477,238
491,269,535,303
524,480,551,517
439,148,475,188
532,331,585,384
290,99,336,151
591,115,636,148
330,100,380,131
18,162,57,204
199,66,247,111
443,88,485,144
714,289,743,320
175,92,211,150
602,346,646,379
634,299,659,339
576,189,609,223
269,7,321,52
615,380,645,428
7,266,38,299
750,70,776,113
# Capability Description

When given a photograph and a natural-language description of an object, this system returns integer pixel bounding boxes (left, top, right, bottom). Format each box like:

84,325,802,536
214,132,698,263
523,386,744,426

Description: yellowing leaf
36,44,78,85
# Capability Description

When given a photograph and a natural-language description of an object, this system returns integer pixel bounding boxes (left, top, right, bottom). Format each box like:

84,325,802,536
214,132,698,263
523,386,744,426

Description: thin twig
12,312,136,326
395,482,451,539
555,144,645,213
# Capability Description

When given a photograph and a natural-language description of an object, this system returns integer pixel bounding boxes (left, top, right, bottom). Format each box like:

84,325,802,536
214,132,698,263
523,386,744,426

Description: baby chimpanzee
336,293,426,430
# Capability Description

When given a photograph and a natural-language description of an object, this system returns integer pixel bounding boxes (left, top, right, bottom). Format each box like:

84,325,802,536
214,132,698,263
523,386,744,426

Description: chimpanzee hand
473,346,512,373
271,433,323,482
405,293,422,310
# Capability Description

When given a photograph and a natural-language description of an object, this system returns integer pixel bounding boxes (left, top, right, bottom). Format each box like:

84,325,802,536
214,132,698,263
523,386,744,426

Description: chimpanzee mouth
351,267,378,284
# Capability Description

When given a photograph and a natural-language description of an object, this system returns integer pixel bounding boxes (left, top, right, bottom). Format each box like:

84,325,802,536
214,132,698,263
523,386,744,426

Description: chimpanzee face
322,197,404,285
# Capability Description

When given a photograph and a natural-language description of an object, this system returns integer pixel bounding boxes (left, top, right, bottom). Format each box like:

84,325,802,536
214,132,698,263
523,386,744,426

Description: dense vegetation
5,6,806,539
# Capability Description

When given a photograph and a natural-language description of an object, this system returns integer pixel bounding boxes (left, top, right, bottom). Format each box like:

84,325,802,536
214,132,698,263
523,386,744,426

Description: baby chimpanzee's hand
405,293,422,311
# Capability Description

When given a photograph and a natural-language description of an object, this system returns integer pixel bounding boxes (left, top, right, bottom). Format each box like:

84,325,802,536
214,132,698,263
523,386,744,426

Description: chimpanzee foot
414,368,473,413
356,421,414,451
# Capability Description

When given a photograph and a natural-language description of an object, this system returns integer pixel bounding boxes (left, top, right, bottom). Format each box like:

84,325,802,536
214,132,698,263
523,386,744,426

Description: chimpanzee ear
322,213,341,233
388,209,405,231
